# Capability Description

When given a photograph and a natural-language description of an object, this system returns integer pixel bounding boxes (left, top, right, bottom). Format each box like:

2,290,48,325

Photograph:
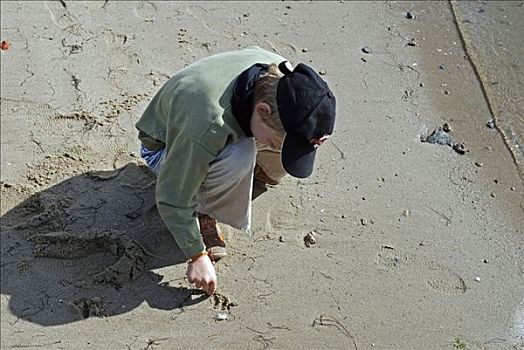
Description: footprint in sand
133,1,157,21
102,29,129,48
44,1,79,32
264,205,298,234
377,245,467,295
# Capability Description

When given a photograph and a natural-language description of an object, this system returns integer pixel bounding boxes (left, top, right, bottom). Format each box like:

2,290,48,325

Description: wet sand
1,1,523,349
452,0,524,181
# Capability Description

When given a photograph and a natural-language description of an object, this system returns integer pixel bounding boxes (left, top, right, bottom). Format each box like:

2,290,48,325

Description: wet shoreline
451,0,524,182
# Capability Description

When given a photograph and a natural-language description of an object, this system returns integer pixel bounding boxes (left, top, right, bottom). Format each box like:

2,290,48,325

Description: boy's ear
256,102,272,118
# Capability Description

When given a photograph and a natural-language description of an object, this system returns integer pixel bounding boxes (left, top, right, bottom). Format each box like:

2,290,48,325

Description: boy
136,46,336,295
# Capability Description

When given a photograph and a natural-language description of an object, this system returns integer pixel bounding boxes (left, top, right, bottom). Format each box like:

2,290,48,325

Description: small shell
213,312,228,321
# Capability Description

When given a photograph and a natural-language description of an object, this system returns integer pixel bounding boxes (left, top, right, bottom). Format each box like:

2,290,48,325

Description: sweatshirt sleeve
155,132,215,258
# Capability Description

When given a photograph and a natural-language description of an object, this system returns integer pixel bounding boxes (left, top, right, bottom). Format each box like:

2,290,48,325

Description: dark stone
362,46,372,54
453,143,466,154
423,127,453,146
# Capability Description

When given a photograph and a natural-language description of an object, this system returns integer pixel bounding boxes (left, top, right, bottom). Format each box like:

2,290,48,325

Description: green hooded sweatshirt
136,47,285,258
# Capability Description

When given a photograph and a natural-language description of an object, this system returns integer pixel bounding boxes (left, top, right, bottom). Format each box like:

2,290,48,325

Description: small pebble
439,64,446,70
442,123,452,132
361,218,368,226
301,48,308,53
475,277,481,282
510,187,515,191
279,236,285,243
483,259,489,263
453,143,466,154
407,38,417,47
403,210,410,217
444,90,450,95
361,46,372,54
0,40,10,50
486,119,495,129
475,162,483,167
304,232,316,247
406,12,415,19
341,214,347,219
318,70,326,75
490,192,496,198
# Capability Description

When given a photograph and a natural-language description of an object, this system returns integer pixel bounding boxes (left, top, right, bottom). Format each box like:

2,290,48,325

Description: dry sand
1,1,523,349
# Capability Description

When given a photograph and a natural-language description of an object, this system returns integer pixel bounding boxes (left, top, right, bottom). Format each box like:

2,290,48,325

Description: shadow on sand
0,162,210,326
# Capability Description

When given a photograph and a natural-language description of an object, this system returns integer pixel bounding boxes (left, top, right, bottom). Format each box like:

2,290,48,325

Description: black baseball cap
277,62,336,178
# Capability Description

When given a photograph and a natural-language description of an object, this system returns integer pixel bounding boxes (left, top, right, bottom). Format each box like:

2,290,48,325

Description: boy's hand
186,254,217,295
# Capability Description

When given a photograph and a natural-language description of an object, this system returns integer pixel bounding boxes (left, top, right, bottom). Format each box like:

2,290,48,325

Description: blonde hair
254,63,285,134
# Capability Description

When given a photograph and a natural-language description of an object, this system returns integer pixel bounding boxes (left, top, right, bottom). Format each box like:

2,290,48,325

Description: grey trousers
149,137,287,232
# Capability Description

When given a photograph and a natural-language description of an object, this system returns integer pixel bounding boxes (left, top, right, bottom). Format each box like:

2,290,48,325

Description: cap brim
281,134,317,178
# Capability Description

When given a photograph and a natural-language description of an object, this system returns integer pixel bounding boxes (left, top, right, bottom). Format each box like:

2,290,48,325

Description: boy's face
251,103,284,150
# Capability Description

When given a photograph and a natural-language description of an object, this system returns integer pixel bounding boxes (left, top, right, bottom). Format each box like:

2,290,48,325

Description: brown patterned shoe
197,213,226,261
254,164,279,186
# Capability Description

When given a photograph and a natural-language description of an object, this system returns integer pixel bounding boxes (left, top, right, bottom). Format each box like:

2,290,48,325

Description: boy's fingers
208,280,216,295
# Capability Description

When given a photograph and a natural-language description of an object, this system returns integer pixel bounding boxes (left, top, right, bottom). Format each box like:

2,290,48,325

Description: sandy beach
1,1,523,349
